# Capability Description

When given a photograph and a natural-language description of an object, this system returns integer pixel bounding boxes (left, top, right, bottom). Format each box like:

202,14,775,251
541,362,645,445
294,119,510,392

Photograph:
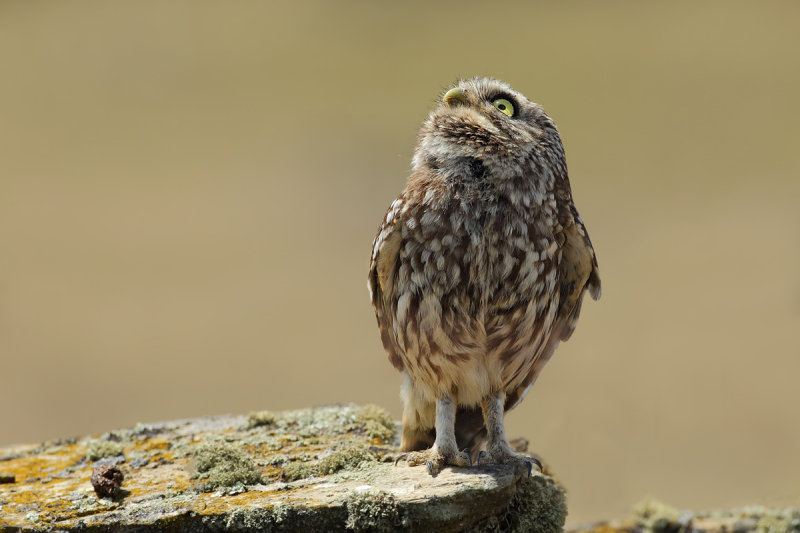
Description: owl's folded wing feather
556,211,601,342
504,212,600,413
368,199,406,371
574,207,601,300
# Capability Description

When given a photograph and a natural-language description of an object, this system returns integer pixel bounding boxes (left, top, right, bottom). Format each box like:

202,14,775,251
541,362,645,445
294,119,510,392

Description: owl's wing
556,206,601,342
504,209,600,413
368,198,406,371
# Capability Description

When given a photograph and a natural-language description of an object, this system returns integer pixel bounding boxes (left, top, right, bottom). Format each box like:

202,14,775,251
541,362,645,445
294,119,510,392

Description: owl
368,77,600,476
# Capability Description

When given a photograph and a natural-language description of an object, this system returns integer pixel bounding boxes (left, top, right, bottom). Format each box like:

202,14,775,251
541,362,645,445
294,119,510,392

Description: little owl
368,77,600,475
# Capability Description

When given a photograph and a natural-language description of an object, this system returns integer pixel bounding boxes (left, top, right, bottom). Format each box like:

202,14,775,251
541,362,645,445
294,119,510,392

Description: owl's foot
476,447,542,477
396,446,471,476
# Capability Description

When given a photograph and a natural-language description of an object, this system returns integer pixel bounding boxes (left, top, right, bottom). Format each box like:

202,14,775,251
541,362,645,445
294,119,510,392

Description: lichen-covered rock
0,404,566,532
469,473,567,533
85,440,126,462
345,490,406,532
193,441,264,492
568,499,800,533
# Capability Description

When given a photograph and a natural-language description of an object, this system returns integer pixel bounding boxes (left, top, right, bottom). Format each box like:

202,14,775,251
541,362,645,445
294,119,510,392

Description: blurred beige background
1,1,799,525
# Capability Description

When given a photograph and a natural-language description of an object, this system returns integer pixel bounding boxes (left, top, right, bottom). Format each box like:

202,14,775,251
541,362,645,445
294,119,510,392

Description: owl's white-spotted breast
368,77,600,475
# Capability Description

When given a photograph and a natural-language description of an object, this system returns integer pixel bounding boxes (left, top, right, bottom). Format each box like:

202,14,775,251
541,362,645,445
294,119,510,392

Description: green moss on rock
193,442,263,492
262,404,397,443
346,490,406,532
469,474,567,533
741,506,800,533
245,410,277,429
319,443,376,475
633,498,681,532
511,475,568,533
282,442,378,481
346,405,397,443
85,440,125,461
280,460,318,482
223,507,275,531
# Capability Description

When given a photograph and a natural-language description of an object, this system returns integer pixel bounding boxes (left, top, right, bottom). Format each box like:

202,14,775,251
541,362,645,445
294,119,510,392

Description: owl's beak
443,87,468,107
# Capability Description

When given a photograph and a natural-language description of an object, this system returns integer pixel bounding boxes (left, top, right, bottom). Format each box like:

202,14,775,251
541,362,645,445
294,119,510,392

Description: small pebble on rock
90,464,124,499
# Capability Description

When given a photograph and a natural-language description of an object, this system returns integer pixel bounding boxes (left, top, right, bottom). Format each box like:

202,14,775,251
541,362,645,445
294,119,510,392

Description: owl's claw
463,449,472,466
400,447,471,476
425,460,435,476
476,449,541,477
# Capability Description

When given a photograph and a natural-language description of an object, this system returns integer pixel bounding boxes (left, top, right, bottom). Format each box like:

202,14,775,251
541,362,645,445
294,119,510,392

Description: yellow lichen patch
0,439,97,525
1,444,83,484
138,437,172,452
136,437,174,463
0,408,397,528
191,488,298,515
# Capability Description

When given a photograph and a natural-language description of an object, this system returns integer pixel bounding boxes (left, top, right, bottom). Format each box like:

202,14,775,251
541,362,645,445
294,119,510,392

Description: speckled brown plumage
368,77,600,475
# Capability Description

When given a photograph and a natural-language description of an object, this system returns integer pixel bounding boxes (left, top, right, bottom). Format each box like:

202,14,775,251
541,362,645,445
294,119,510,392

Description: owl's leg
401,395,471,475
476,391,542,476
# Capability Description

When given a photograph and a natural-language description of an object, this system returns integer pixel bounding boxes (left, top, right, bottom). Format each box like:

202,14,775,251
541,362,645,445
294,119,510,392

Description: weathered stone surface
567,498,800,533
0,404,566,532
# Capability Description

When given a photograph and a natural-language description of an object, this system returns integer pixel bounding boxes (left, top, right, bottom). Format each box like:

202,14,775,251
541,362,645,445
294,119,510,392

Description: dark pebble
91,464,124,499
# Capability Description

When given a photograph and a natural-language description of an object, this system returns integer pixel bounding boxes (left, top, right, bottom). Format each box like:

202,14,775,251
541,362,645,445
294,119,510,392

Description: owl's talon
461,451,472,467
477,447,541,477
401,446,471,476
523,457,543,477
425,460,436,475
394,453,410,466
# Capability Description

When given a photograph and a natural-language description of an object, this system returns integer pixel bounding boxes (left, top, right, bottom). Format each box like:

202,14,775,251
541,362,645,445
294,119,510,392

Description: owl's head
412,77,564,182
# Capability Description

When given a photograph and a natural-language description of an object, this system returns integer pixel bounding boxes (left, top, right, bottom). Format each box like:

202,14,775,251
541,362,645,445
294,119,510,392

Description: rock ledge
0,404,565,532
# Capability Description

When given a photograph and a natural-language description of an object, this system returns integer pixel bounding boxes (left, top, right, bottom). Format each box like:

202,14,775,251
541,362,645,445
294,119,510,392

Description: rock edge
0,404,566,533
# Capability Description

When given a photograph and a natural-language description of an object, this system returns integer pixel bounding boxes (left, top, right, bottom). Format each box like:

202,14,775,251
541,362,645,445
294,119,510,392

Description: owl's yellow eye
493,98,515,117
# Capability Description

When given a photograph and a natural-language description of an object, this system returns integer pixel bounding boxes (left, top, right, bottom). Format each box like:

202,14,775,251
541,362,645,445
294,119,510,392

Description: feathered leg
476,391,541,476
400,395,471,475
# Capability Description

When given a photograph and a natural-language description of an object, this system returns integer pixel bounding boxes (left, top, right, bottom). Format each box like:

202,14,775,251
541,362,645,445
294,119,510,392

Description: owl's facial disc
412,78,554,178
